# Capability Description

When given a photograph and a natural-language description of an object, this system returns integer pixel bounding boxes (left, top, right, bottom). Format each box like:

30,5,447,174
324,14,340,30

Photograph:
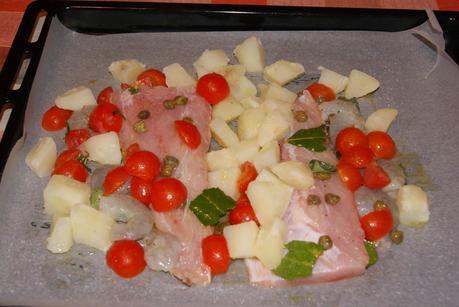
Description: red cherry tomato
65,128,91,149
306,83,336,102
237,162,258,193
196,72,230,105
124,150,160,181
337,162,362,192
88,102,123,133
367,131,396,160
124,143,140,162
137,69,167,87
55,149,81,169
340,145,374,169
201,234,230,275
363,163,391,189
174,120,201,149
53,160,88,182
41,106,73,131
229,194,260,226
130,176,153,206
335,127,368,154
97,86,114,105
103,166,130,196
360,209,394,241
106,240,146,279
150,178,187,212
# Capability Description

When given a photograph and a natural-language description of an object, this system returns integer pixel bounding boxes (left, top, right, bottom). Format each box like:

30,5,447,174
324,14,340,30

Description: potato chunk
25,137,57,178
163,63,196,87
263,83,297,104
210,117,239,147
229,139,260,164
212,96,244,122
82,132,122,165
234,36,265,73
223,221,259,258
206,148,238,171
365,108,399,132
318,66,349,94
229,75,258,101
193,49,230,77
55,86,96,111
208,167,241,200
252,141,280,172
254,218,287,269
108,59,146,84
271,161,314,190
263,60,305,85
47,216,73,254
238,107,266,141
344,69,380,99
396,185,430,227
257,112,290,147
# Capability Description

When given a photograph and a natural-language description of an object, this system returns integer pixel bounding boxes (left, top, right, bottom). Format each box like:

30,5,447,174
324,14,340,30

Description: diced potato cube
263,60,305,85
258,83,269,99
212,96,244,122
239,96,261,109
230,75,258,101
108,59,146,84
365,108,399,132
82,132,122,165
223,221,259,258
206,148,238,171
47,216,73,253
254,218,287,269
344,69,380,99
163,63,196,87
263,83,297,104
252,141,280,172
396,185,430,227
257,112,290,147
43,175,91,216
194,64,209,79
218,65,246,84
208,167,241,200
70,204,114,252
318,66,349,94
234,36,265,73
238,107,266,141
210,117,239,147
25,137,57,178
193,49,230,77
271,161,314,190
262,99,294,124
55,86,96,111
229,139,260,164
255,169,282,184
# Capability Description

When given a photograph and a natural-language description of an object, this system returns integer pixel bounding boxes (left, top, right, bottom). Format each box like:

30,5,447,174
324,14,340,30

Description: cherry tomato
367,131,396,160
88,102,123,133
124,143,141,162
65,128,91,149
137,69,167,87
41,106,72,131
103,166,130,196
306,83,336,102
337,162,362,192
237,162,258,193
97,86,114,105
53,160,88,182
124,150,160,180
196,72,230,105
55,149,81,169
106,240,146,279
229,194,260,226
130,176,153,206
174,120,201,149
201,234,230,275
360,209,393,241
335,127,368,154
363,163,391,189
340,145,374,169
150,178,187,212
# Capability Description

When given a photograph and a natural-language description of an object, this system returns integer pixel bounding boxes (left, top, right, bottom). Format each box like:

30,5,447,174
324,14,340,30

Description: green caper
293,110,308,122
318,235,333,250
137,110,150,120
307,194,321,206
174,95,188,105
164,155,179,168
374,200,388,211
161,155,179,177
325,193,340,205
390,230,404,244
161,165,173,177
133,120,147,133
313,172,331,181
163,99,175,109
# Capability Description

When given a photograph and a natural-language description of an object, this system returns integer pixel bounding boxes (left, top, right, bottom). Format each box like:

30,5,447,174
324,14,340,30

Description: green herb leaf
129,87,140,94
364,240,378,268
287,125,327,152
189,188,236,226
90,188,103,210
309,159,336,173
272,240,324,280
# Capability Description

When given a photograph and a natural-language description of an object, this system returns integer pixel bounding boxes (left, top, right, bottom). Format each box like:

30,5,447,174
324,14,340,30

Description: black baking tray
0,0,458,179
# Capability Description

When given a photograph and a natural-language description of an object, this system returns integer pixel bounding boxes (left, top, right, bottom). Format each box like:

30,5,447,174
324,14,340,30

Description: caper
137,110,150,120
174,95,188,105
163,99,175,109
325,193,340,205
318,235,333,250
313,172,331,181
133,120,147,133
164,155,179,168
293,110,308,122
161,155,179,177
307,194,321,206
374,200,388,211
390,230,404,244
161,165,173,177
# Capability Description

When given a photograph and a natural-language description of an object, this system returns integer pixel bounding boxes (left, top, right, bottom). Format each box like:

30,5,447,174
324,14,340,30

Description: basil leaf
287,125,327,152
272,240,324,280
189,188,236,226
90,188,103,210
364,240,378,268
309,160,336,173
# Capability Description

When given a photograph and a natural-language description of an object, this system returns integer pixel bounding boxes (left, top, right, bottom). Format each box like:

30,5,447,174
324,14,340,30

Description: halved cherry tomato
360,209,393,241
124,143,141,162
97,86,114,105
237,162,258,193
88,102,123,133
65,128,91,149
174,120,201,149
150,178,187,212
306,83,336,102
106,240,146,279
229,194,260,226
137,69,167,87
335,127,368,154
201,234,230,275
124,150,160,180
53,159,88,182
55,149,81,169
196,72,230,105
130,176,153,206
363,163,391,189
41,106,73,131
367,131,396,160
103,166,130,196
337,162,362,192
340,145,374,169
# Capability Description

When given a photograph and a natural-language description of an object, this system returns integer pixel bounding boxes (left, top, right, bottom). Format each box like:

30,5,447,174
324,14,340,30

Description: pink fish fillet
245,91,369,287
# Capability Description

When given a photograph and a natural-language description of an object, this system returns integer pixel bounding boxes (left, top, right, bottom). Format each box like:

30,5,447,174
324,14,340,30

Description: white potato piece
223,221,259,259
238,107,266,141
210,117,239,147
212,96,244,122
344,69,380,99
219,64,246,84
263,83,297,104
206,148,238,171
252,141,280,172
229,139,260,164
55,86,96,111
194,65,209,79
396,185,430,227
365,108,399,132
234,36,265,73
81,132,122,165
255,169,282,184
108,59,146,84
193,49,230,77
318,66,349,94
258,83,269,99
254,218,287,269
70,204,114,252
208,167,241,200
271,161,314,190
25,137,57,178
263,60,305,85
163,63,196,87
47,216,73,254
230,75,258,101
257,112,290,147
43,175,91,216
239,96,261,109
262,99,294,124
